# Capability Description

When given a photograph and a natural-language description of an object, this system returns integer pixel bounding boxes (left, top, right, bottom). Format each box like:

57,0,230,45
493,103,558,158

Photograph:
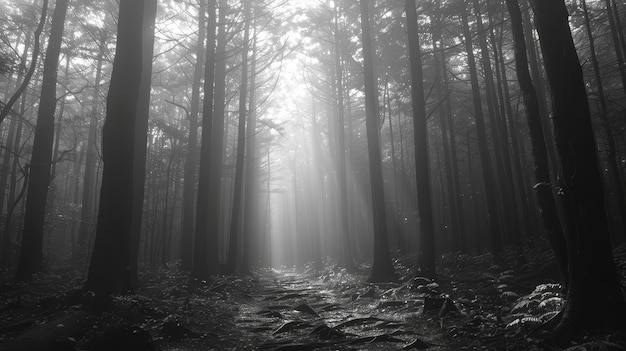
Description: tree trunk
76,29,106,261
581,0,626,240
530,0,626,336
16,0,69,281
405,0,436,280
472,0,522,252
333,2,354,271
461,5,503,258
205,0,228,271
431,8,462,252
84,0,156,310
520,0,559,179
180,0,205,271
226,1,251,274
241,16,258,275
192,0,218,280
505,0,567,284
359,0,396,283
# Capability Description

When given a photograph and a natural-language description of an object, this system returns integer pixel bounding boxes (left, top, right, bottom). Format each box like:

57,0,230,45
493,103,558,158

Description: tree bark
76,29,107,261
359,0,396,283
505,0,567,284
193,0,219,279
84,0,156,309
16,0,69,281
241,15,258,275
405,0,436,279
461,4,503,257
226,1,251,274
530,0,626,336
181,0,206,271
333,2,355,271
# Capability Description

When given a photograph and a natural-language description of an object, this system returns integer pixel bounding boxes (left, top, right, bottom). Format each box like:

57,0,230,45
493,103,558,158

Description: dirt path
225,268,451,350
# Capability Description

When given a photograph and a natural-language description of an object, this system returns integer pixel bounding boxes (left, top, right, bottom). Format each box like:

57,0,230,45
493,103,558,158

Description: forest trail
0,252,593,351
221,267,450,350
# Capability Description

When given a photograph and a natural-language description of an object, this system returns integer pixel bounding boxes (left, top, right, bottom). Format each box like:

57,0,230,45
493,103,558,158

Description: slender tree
333,1,354,271
205,0,228,272
460,3,503,258
181,1,206,270
240,13,258,275
227,0,251,273
505,0,567,283
192,0,218,280
16,0,69,281
76,27,107,260
405,0,436,279
359,0,396,283
580,0,626,240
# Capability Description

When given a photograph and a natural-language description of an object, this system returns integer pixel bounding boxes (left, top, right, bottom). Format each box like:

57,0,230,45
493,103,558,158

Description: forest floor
2,243,626,350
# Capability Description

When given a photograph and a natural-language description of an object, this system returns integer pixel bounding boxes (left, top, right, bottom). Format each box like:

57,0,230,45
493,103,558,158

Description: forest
1,0,626,349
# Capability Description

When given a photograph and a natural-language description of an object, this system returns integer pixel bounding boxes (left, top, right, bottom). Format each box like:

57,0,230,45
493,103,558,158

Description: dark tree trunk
405,0,436,280
129,0,157,288
226,1,251,274
359,0,396,283
84,0,156,309
520,0,559,178
530,0,626,336
180,1,206,271
205,0,228,271
433,9,465,251
461,5,503,257
472,0,522,252
193,0,218,280
16,0,69,281
505,0,567,284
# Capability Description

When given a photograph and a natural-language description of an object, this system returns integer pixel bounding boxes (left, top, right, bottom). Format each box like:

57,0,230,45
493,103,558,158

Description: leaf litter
2,245,626,349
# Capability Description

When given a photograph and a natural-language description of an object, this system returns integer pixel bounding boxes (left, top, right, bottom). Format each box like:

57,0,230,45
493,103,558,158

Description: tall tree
580,0,626,240
460,3,503,257
333,1,354,271
16,0,69,281
505,0,567,284
405,0,436,279
241,11,258,275
84,0,156,309
181,1,206,271
192,0,218,280
359,0,396,283
432,8,464,251
529,0,626,336
76,27,107,260
205,0,228,272
226,0,251,274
